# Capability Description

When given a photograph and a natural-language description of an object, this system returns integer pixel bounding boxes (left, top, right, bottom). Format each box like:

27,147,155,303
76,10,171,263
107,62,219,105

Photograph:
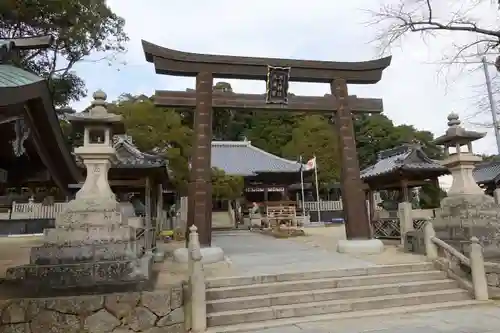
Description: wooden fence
7,202,67,219
299,200,383,212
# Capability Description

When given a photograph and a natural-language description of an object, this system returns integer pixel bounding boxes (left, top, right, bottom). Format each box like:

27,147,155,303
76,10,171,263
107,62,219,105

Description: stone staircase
205,262,482,332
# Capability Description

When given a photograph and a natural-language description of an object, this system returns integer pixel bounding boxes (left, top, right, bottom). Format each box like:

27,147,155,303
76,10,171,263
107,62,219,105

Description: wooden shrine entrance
142,40,391,246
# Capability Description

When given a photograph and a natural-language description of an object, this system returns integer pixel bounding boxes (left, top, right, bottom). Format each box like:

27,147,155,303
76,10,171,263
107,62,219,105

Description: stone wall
0,284,184,333
485,262,500,298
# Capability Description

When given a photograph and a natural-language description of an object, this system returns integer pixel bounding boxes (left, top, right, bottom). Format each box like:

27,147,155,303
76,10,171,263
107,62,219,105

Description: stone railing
484,263,500,297
185,225,207,333
423,221,489,300
0,284,185,333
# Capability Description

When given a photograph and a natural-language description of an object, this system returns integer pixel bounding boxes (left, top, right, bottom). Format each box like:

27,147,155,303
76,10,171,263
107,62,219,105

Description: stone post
188,225,207,333
397,202,413,246
423,221,438,260
470,236,489,300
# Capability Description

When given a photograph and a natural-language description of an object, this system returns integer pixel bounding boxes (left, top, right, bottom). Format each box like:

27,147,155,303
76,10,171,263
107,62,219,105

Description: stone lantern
435,112,486,197
5,91,152,289
432,112,500,259
69,90,124,203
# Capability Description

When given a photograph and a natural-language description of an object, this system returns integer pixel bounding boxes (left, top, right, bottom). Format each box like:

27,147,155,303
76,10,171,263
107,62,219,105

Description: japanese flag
304,157,316,171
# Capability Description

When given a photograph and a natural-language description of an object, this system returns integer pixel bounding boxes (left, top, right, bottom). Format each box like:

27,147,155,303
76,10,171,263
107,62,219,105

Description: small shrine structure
473,160,500,196
0,35,80,194
360,143,449,239
432,113,500,259
5,91,152,290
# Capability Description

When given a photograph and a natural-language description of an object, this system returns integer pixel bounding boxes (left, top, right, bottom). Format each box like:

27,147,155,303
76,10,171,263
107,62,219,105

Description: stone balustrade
0,284,184,333
484,263,500,297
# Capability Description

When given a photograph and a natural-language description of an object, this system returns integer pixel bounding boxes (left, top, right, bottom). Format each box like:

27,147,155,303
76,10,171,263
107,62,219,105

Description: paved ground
291,225,428,265
212,230,375,275
242,306,500,333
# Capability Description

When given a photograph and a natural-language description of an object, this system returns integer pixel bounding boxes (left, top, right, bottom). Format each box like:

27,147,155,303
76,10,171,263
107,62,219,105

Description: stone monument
433,113,500,259
6,91,153,289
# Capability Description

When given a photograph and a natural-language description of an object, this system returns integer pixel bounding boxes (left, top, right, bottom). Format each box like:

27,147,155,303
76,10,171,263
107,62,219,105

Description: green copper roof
0,64,43,87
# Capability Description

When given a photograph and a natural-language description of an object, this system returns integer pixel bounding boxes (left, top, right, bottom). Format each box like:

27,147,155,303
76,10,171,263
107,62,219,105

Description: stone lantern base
433,193,500,260
5,197,154,290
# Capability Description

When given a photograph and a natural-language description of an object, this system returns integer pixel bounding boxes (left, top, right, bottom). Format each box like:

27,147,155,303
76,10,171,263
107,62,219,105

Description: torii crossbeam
154,91,383,113
142,40,391,249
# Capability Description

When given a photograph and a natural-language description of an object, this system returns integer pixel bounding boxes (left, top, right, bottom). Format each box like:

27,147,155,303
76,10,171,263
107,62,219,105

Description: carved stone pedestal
434,194,500,259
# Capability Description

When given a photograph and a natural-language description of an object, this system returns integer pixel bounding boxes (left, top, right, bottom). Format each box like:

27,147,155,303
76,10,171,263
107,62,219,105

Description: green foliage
0,0,128,107
282,115,340,186
243,112,298,156
109,95,192,194
101,81,443,196
110,95,243,199
354,114,442,169
419,183,446,209
212,167,244,200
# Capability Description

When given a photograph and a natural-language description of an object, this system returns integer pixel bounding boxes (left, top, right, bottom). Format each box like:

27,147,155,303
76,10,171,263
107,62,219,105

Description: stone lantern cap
67,90,125,134
434,112,485,146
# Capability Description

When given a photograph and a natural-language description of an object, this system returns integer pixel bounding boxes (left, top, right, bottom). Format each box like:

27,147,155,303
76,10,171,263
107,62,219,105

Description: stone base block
5,256,153,289
29,241,141,265
43,224,134,246
173,246,225,264
337,238,384,254
63,196,121,213
153,250,166,263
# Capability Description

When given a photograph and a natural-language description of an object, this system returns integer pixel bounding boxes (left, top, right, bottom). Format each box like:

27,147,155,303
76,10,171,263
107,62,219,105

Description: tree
110,95,244,198
354,114,442,169
370,0,500,64
419,183,447,208
0,0,128,107
244,112,299,156
212,167,244,200
178,82,255,141
282,115,341,187
110,95,193,194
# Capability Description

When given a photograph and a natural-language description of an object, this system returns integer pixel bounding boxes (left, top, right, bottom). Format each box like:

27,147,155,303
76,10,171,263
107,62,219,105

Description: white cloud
72,0,500,155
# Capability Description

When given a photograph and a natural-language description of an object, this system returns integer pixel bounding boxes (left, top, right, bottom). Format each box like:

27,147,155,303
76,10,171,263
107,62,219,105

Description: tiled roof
360,145,448,180
211,141,307,176
473,160,500,184
0,64,43,87
75,135,166,169
113,135,166,168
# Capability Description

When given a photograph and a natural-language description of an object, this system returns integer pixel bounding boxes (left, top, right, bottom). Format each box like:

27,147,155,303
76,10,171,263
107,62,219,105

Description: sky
71,0,500,156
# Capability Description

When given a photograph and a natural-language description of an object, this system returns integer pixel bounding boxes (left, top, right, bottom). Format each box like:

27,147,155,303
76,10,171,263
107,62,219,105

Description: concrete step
206,262,435,288
207,279,458,313
207,289,471,327
206,270,447,300
206,300,488,333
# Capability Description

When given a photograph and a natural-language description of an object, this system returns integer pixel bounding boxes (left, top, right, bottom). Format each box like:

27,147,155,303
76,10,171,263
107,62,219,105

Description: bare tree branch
368,0,500,127
367,0,500,58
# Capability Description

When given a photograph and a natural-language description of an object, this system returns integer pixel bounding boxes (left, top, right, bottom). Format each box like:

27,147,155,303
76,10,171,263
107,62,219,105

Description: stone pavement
242,305,500,333
212,230,375,276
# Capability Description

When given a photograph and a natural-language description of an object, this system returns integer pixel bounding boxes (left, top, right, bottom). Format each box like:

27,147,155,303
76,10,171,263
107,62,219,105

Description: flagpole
299,155,306,218
313,155,321,223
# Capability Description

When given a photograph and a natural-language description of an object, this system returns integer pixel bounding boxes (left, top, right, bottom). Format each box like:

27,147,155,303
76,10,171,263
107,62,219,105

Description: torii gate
142,40,391,248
